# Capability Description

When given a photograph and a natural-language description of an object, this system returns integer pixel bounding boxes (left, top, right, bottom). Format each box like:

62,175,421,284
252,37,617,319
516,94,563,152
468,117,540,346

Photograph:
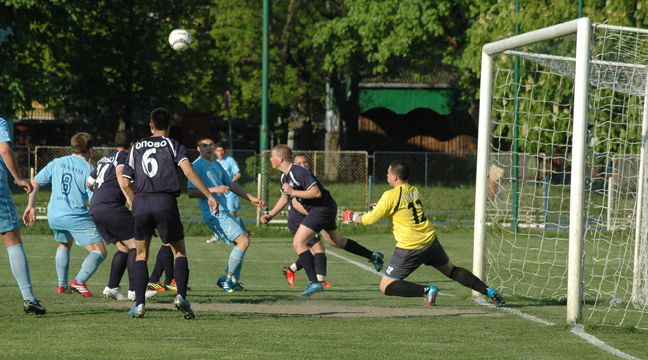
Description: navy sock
298,251,317,283
449,267,488,295
149,246,165,283
133,260,149,305
161,246,175,285
127,249,136,291
174,257,189,298
108,250,128,289
314,253,327,277
343,239,373,259
294,258,303,271
384,280,426,297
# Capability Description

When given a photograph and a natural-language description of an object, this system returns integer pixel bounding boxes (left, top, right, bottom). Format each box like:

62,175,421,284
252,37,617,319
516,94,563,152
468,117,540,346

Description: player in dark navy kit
261,145,384,296
87,130,156,301
121,108,218,319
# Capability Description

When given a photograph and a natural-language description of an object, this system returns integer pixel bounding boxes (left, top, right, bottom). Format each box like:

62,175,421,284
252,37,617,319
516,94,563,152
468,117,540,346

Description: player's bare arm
180,160,219,216
281,183,321,199
261,193,290,223
119,176,136,205
229,182,267,209
0,142,33,194
22,179,41,226
187,185,229,199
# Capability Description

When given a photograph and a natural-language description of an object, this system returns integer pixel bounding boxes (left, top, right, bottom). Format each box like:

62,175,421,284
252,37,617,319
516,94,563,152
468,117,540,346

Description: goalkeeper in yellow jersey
343,161,505,307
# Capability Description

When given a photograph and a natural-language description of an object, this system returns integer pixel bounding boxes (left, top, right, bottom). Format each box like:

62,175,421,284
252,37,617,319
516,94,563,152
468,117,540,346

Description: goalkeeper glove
342,209,355,222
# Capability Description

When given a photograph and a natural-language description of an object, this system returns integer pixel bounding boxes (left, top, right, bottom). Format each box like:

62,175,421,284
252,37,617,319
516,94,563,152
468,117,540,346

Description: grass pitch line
570,324,644,360
327,250,456,297
474,296,555,325
475,297,643,360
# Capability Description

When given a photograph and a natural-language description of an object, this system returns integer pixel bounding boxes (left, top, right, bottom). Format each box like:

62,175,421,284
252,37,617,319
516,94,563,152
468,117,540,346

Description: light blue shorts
52,222,103,246
203,212,245,245
0,194,20,233
225,191,241,212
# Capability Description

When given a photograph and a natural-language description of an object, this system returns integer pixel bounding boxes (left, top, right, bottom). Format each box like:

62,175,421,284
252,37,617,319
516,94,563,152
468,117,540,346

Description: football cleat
148,282,166,291
56,286,70,294
103,286,128,301
369,252,384,272
164,281,177,292
425,285,439,306
221,278,234,293
301,281,324,296
231,282,246,292
23,300,46,315
70,279,93,297
217,275,227,288
283,267,297,286
127,289,158,301
167,279,191,292
127,303,145,318
174,294,195,319
321,281,331,287
487,288,506,307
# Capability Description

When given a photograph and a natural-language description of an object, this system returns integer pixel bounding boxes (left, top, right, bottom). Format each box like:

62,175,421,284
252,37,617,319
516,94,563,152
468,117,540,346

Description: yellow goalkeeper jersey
361,183,436,250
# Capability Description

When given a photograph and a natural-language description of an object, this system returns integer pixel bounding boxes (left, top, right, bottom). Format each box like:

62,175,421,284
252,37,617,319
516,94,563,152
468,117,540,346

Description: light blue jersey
218,156,241,212
0,118,20,232
188,157,232,221
35,155,95,230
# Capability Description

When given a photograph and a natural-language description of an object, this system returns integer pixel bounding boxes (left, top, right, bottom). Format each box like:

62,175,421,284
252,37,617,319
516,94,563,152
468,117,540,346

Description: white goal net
475,18,648,329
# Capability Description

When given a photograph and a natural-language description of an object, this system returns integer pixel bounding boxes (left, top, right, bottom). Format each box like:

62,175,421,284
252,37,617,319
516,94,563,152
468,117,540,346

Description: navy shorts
300,199,337,234
383,237,450,280
91,207,135,245
288,206,321,246
131,193,184,244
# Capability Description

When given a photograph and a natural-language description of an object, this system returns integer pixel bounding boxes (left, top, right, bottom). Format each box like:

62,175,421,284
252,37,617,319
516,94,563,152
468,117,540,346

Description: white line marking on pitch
473,297,643,360
327,249,456,297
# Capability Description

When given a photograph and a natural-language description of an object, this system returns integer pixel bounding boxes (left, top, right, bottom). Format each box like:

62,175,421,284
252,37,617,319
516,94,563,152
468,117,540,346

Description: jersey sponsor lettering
88,150,128,215
123,136,187,197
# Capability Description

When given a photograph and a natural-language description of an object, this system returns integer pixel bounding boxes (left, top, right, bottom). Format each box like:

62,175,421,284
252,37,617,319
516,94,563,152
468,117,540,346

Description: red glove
342,209,355,222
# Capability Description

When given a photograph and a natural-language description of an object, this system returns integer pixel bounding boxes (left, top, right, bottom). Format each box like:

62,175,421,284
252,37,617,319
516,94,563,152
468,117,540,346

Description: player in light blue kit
189,135,266,292
0,117,46,315
214,142,247,239
23,132,106,298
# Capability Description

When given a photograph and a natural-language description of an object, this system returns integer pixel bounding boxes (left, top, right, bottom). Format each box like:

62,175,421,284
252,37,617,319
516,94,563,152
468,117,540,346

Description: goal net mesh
485,23,648,329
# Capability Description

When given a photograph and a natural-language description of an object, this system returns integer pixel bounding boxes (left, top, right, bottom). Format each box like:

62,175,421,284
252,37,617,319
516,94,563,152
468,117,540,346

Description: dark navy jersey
87,150,128,215
280,164,333,211
122,136,188,197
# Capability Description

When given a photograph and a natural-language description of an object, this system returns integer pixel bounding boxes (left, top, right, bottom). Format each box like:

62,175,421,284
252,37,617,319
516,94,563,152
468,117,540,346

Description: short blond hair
272,144,292,161
71,132,93,154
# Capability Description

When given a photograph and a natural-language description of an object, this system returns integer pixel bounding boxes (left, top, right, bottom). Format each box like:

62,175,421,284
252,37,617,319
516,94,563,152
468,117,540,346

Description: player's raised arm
180,160,219,216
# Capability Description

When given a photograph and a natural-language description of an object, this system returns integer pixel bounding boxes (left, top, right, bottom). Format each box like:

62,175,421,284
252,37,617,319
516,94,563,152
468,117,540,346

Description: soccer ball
168,29,191,51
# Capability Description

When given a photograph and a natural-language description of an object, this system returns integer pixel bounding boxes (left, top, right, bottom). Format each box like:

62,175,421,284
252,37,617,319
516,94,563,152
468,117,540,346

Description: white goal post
474,17,648,327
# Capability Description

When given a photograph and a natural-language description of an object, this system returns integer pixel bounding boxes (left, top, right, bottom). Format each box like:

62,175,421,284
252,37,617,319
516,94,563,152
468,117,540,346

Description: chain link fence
21,147,485,226
372,152,478,224
32,146,257,224
259,150,369,223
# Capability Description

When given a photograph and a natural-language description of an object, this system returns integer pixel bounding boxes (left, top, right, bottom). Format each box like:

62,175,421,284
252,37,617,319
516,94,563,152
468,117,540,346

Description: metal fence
17,148,488,225
259,150,369,222
31,146,257,223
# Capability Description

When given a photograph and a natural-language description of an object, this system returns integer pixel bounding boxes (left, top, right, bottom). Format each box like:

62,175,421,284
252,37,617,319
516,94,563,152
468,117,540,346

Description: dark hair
150,108,171,130
197,134,216,144
71,132,93,154
115,130,134,148
389,161,409,181
214,141,226,150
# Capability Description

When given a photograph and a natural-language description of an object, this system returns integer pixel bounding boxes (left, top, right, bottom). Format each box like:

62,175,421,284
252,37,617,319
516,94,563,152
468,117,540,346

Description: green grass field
0,225,645,359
